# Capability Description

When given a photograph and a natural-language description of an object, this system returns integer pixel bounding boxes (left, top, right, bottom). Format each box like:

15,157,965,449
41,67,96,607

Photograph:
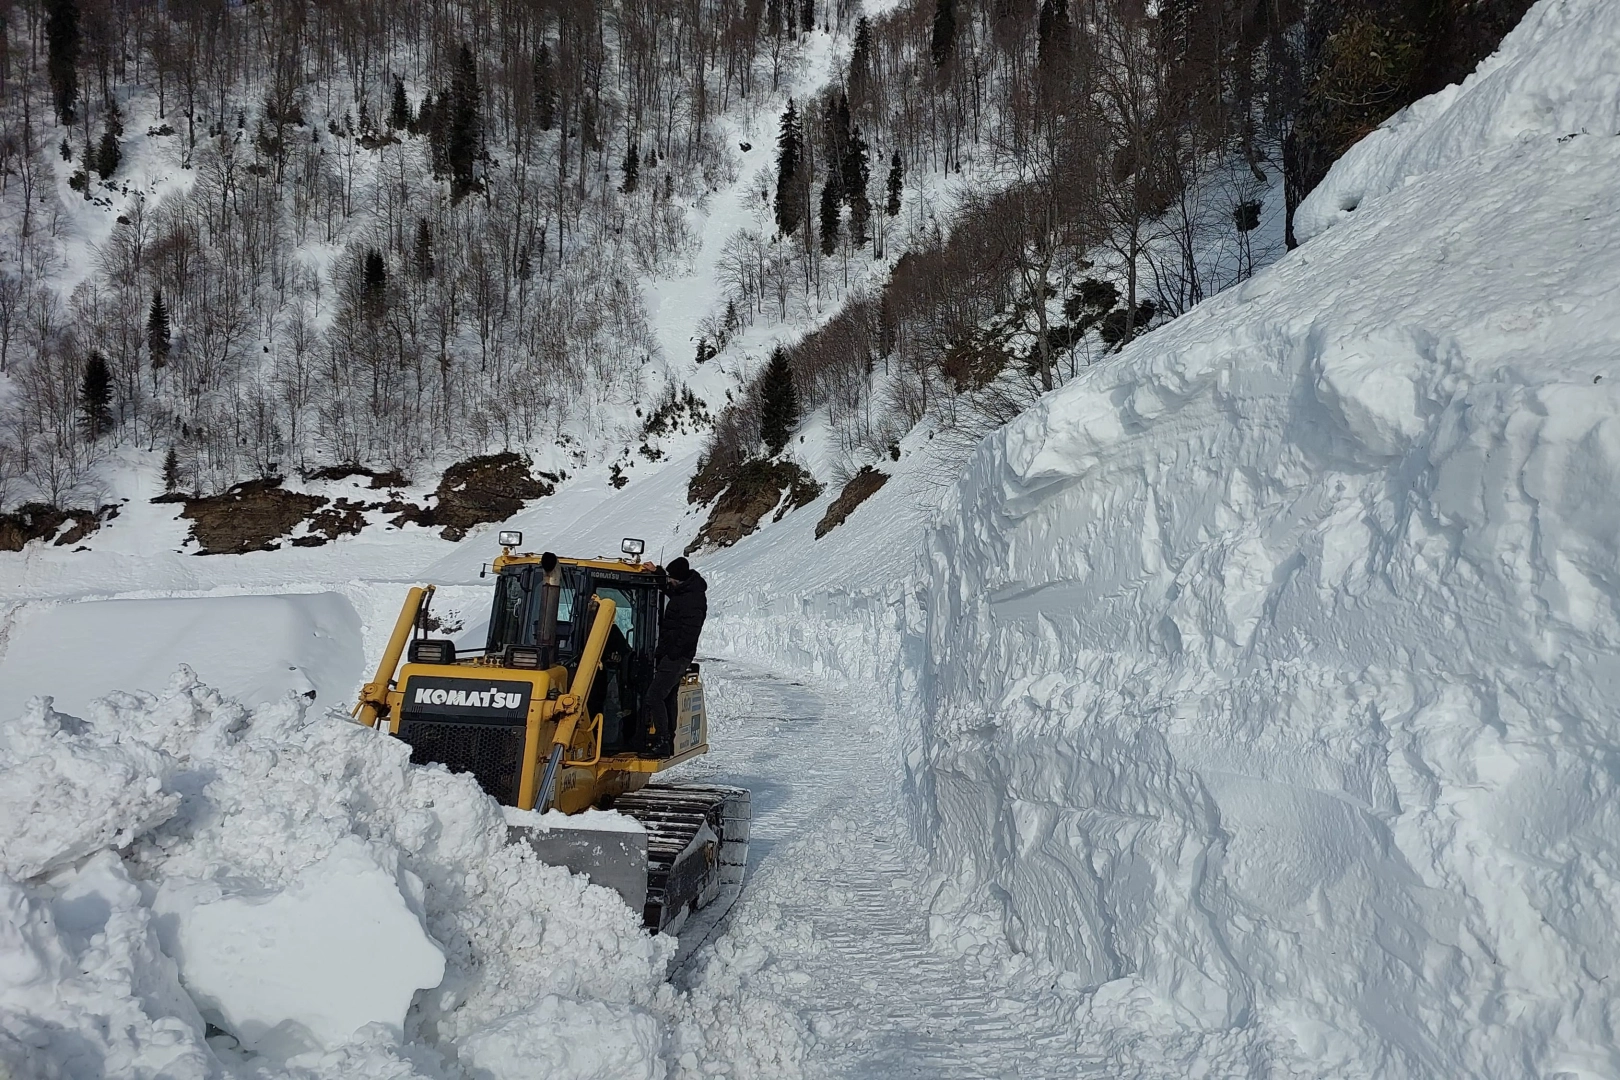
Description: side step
614,784,750,934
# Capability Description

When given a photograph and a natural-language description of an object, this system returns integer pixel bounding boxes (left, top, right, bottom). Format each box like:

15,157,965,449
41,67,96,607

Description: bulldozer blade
508,784,749,937
508,822,650,916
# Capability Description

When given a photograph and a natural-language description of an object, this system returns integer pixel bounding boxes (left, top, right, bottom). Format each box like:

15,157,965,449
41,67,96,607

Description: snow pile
0,700,178,880
0,672,681,1079
912,1,1620,1075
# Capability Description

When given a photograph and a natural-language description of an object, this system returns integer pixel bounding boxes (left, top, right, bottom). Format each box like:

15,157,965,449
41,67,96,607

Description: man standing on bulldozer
647,557,707,754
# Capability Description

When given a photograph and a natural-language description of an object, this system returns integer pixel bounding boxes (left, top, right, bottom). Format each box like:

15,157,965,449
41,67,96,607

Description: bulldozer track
614,783,748,932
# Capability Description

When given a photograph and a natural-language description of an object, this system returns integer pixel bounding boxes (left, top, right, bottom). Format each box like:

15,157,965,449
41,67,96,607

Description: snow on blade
912,0,1620,1074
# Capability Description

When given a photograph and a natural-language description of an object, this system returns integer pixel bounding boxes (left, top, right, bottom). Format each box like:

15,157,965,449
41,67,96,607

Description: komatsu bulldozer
354,533,748,933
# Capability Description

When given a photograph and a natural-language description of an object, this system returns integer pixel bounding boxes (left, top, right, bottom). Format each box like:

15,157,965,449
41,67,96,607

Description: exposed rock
303,464,410,489
686,459,823,554
177,479,328,555
292,498,373,547
814,467,889,539
0,504,117,552
433,453,556,541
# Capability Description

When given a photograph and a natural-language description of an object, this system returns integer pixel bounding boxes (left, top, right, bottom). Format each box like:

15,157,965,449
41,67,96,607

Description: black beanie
666,557,691,580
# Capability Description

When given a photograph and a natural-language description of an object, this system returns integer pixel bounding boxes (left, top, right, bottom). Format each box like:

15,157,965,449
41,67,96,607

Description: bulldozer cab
483,559,664,756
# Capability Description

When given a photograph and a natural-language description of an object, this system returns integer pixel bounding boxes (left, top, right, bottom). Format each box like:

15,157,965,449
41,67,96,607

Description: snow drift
912,2,1620,1076
0,671,797,1079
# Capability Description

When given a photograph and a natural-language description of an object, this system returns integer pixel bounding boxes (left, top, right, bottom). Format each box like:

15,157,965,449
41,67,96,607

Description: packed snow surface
912,1,1620,1075
0,592,365,719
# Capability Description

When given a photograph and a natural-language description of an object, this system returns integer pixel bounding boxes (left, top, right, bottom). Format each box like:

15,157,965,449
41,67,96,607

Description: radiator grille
398,719,525,805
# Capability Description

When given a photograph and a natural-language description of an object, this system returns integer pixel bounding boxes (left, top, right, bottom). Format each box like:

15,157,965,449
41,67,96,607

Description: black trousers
645,656,689,751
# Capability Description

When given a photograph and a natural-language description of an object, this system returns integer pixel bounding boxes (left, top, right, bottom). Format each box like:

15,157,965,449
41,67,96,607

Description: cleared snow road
672,658,1101,1080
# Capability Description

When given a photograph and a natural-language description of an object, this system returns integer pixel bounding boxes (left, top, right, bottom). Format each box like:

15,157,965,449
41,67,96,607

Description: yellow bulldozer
354,532,748,933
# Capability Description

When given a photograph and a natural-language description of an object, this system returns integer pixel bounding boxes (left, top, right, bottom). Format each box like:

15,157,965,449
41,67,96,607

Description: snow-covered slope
911,2,1620,1075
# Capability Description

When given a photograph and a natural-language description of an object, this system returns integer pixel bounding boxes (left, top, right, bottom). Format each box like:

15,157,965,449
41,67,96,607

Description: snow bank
913,1,1620,1074
0,592,365,720
0,671,704,1079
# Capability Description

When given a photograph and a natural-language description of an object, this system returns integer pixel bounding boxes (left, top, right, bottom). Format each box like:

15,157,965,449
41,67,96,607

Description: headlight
503,645,542,669
621,537,645,556
408,639,457,665
498,530,523,548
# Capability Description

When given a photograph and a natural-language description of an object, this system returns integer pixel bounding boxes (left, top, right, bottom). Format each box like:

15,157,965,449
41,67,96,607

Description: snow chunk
0,853,215,1080
154,837,445,1057
457,995,662,1080
0,697,179,880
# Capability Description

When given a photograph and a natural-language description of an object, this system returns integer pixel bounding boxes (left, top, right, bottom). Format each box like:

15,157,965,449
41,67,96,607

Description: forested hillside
695,0,1535,500
0,0,1532,518
0,0,815,505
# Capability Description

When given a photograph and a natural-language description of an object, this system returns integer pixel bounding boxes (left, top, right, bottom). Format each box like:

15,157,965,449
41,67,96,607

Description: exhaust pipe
536,551,562,668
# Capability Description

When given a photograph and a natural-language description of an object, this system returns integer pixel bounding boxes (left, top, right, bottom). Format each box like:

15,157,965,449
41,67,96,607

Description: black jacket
656,571,707,662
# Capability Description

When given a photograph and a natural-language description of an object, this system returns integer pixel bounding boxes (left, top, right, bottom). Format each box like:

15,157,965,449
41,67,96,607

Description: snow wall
911,2,1620,1075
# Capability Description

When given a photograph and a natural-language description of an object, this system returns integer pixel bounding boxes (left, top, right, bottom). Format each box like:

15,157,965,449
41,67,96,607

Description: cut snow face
1294,0,1620,243
0,592,364,720
908,0,1620,1075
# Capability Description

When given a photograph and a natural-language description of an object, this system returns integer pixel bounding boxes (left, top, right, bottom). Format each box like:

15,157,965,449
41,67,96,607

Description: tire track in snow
671,658,1103,1079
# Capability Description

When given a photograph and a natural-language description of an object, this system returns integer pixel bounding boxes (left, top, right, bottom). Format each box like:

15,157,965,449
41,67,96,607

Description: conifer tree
800,0,814,33
362,249,387,317
1038,0,1071,72
819,177,840,256
841,125,868,205
45,0,78,125
389,78,411,130
773,99,804,236
758,346,800,456
80,351,112,440
534,44,557,131
822,94,850,200
930,0,957,68
849,18,873,104
844,126,871,243
886,151,904,217
96,129,119,178
146,288,170,368
422,94,450,177
162,447,182,493
447,45,482,200
621,137,640,194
